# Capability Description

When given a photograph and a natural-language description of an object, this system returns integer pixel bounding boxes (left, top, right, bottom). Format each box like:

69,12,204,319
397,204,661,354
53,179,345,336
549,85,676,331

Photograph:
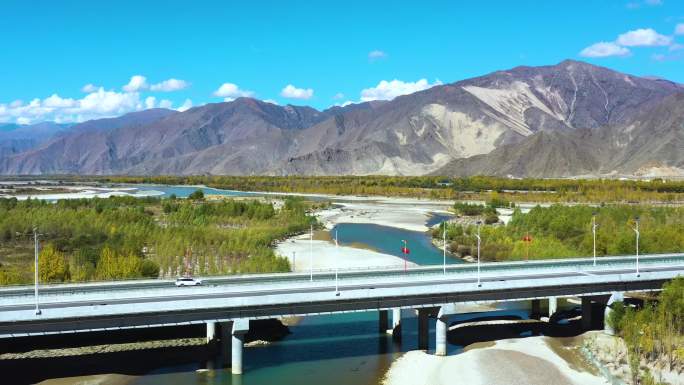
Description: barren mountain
433,93,684,177
0,122,66,159
1,60,682,177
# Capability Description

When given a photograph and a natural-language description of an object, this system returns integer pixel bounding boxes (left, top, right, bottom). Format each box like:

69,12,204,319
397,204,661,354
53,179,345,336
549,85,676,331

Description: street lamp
475,221,482,287
442,222,447,275
630,216,640,277
592,212,599,266
309,224,313,282
33,227,41,316
335,230,340,296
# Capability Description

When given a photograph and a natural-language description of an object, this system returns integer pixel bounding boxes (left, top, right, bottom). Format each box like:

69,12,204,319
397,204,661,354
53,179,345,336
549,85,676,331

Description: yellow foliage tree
38,243,70,282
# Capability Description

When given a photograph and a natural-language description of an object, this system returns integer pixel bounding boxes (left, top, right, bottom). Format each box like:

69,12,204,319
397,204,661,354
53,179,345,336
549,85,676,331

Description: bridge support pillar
231,319,250,375
379,310,389,333
604,292,624,335
417,308,430,351
435,307,448,356
548,297,558,318
388,308,402,339
206,322,217,344
530,299,541,319
581,297,593,330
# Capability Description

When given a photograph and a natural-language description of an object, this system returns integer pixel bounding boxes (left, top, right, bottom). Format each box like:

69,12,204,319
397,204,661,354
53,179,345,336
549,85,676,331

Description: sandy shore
383,335,609,385
316,200,452,232
276,195,447,270
276,233,413,271
37,373,134,385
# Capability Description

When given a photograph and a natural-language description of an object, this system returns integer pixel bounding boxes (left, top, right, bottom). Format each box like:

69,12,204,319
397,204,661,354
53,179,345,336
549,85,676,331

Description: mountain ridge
1,59,683,177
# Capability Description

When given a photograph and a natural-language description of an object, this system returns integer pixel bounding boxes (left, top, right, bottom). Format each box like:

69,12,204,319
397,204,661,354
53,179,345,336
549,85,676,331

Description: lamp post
309,224,313,282
630,216,640,277
475,221,482,287
292,251,296,271
592,213,598,267
335,230,340,296
34,227,41,316
442,223,447,275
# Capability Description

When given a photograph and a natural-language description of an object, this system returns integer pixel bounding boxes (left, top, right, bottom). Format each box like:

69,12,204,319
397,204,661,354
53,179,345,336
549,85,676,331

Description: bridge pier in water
231,319,250,375
548,297,558,317
433,304,459,356
206,321,217,344
417,308,430,350
379,310,389,333
380,308,402,339
530,299,542,319
390,308,402,339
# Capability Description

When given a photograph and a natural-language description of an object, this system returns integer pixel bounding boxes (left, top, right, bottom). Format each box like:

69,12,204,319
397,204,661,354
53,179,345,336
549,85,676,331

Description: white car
175,277,202,287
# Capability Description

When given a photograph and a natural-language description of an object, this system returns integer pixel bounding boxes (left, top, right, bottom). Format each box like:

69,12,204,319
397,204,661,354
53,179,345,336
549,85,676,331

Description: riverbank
276,195,451,270
276,233,413,271
383,334,608,385
315,199,452,232
583,331,684,384
37,374,134,385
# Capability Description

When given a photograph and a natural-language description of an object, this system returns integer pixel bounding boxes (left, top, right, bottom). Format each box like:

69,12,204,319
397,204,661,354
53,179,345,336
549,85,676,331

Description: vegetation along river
9,185,540,385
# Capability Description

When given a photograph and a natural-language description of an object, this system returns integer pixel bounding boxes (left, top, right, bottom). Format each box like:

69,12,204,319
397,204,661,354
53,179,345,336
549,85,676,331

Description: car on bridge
175,277,202,287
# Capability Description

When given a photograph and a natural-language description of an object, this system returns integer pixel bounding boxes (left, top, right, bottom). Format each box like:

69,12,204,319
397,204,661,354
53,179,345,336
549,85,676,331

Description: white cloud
145,96,156,109
280,84,314,100
617,28,672,46
676,23,684,35
368,50,387,61
177,99,193,112
9,100,23,108
360,79,441,102
0,88,146,124
150,78,190,92
213,83,254,100
81,83,98,93
333,93,345,100
580,41,631,57
262,99,279,105
43,94,78,108
122,75,149,92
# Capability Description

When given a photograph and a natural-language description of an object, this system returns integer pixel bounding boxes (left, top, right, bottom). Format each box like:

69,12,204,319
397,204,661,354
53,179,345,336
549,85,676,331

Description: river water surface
9,185,539,385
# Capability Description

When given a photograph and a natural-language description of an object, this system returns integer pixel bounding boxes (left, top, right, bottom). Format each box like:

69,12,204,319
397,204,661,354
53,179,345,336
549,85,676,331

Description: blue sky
1,0,683,124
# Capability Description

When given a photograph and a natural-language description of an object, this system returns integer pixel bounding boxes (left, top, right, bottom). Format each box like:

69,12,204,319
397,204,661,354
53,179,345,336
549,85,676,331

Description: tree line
0,194,315,285
607,278,684,384
69,175,684,204
433,204,684,261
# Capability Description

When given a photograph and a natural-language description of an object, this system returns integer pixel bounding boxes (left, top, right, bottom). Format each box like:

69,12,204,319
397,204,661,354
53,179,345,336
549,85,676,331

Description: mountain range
1,60,683,177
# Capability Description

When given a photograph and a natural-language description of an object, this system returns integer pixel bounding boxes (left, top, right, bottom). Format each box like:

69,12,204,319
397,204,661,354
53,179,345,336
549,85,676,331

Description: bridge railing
0,252,683,298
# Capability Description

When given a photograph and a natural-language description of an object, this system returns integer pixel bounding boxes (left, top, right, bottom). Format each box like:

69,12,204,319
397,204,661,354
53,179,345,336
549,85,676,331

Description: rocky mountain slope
0,60,682,177
433,93,684,178
0,122,67,159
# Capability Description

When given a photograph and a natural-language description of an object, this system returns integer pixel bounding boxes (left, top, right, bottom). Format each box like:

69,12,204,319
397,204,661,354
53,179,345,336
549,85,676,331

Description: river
6,184,546,385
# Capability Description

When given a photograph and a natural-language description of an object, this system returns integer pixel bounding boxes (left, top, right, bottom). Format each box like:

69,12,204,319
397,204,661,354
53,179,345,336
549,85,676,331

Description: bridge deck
0,254,682,337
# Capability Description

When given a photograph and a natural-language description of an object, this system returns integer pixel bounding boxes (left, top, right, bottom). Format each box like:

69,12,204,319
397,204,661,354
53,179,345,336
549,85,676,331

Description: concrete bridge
1,253,683,374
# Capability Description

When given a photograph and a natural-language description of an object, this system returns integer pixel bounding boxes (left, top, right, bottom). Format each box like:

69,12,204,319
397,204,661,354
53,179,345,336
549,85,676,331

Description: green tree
188,189,204,200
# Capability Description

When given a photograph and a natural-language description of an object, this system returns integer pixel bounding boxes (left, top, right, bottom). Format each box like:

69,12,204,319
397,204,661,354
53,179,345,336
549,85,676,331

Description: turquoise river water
9,185,544,385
